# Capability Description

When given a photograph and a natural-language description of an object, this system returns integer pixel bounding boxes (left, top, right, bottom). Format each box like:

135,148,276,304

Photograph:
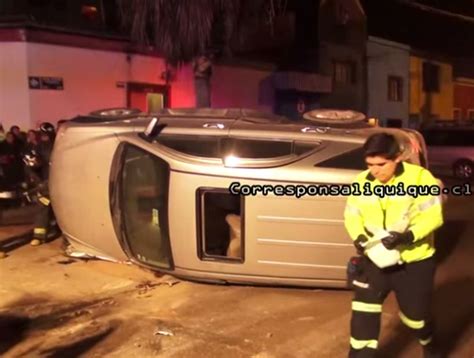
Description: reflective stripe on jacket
344,162,444,263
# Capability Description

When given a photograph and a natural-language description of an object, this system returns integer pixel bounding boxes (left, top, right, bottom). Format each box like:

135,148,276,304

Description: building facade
318,0,367,112
409,54,454,126
0,26,284,130
366,36,410,127
454,77,474,121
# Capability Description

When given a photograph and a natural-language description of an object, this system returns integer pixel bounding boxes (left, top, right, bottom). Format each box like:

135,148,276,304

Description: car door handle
301,126,329,133
203,123,225,129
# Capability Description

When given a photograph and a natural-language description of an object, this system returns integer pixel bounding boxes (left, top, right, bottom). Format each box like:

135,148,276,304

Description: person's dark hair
10,125,20,132
363,133,400,159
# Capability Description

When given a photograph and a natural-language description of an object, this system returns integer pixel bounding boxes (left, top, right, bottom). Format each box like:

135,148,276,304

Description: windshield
117,145,173,269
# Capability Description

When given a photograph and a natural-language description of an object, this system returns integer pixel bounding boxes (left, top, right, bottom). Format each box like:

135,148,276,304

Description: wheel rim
455,164,473,179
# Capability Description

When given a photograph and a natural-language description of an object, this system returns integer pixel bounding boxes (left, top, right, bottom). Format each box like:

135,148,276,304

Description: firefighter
30,122,59,246
344,133,444,358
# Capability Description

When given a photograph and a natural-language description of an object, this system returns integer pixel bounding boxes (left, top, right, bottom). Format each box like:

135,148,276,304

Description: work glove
381,231,414,250
354,234,368,255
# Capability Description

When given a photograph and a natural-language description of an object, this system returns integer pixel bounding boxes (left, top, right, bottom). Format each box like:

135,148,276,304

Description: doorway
127,82,170,113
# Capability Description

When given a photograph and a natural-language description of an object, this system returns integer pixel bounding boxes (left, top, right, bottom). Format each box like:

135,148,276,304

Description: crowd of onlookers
0,122,57,194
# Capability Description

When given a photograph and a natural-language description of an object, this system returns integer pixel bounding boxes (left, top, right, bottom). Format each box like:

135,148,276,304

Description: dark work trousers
33,200,56,240
349,256,436,358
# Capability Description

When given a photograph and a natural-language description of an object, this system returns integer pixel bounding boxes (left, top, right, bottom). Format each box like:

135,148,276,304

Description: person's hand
381,231,414,250
354,234,368,254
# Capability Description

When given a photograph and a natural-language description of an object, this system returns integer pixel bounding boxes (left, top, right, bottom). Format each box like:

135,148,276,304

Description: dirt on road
1,189,473,358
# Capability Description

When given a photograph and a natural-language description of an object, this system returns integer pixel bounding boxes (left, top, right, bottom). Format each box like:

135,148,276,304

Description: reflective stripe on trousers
350,337,378,350
34,228,46,235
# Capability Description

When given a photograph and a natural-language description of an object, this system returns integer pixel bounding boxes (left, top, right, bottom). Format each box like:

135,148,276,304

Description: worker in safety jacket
344,133,444,358
30,122,60,246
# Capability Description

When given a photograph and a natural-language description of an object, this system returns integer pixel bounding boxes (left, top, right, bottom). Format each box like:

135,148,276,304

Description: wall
366,36,410,126
2,39,279,129
318,0,367,112
318,42,366,112
211,65,274,112
409,56,454,120
169,64,195,108
1,41,201,129
454,78,474,120
0,42,31,130
27,43,131,126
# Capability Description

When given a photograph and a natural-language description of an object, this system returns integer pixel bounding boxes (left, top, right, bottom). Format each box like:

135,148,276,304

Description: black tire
453,159,473,180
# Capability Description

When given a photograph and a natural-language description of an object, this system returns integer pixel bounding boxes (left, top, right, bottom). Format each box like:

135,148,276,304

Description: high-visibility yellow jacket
344,162,444,263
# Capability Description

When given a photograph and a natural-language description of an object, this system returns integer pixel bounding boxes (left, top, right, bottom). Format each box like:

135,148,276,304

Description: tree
116,0,286,107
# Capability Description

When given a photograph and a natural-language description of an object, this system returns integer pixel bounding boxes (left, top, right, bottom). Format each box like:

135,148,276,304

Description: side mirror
139,117,167,142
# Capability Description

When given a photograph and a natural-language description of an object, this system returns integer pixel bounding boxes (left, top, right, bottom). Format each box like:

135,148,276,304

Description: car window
119,145,172,269
315,147,366,170
155,136,318,160
423,130,474,146
156,135,219,158
220,138,293,158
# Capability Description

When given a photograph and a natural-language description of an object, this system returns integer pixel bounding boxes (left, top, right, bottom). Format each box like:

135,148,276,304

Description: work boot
46,225,61,240
423,341,444,358
30,238,43,246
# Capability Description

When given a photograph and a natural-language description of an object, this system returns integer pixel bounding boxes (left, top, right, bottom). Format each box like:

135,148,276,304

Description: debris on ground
136,278,180,295
56,259,78,265
154,328,174,336
163,278,180,287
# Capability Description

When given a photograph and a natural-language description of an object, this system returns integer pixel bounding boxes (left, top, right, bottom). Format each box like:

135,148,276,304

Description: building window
468,109,474,121
388,76,403,102
422,62,440,92
333,61,355,84
453,108,462,120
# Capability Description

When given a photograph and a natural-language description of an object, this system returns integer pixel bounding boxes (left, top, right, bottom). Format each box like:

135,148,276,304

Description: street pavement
0,179,473,357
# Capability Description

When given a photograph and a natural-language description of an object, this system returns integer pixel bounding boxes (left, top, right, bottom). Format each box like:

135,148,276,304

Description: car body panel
50,125,127,261
50,108,428,287
421,126,474,178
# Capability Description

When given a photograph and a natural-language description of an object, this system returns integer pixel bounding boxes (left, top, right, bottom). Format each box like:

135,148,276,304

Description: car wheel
453,160,473,180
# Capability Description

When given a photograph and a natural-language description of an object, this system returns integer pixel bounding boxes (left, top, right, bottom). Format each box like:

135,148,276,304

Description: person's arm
408,169,444,241
344,181,366,242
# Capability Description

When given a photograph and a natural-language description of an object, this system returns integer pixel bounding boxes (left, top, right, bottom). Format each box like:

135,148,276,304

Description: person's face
11,127,20,135
365,155,400,183
40,133,51,142
27,130,37,142
6,133,14,143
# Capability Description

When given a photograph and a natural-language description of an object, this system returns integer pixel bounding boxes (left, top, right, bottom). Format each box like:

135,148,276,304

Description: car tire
453,159,473,180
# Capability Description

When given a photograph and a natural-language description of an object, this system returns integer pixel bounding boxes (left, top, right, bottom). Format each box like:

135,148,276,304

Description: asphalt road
0,179,473,358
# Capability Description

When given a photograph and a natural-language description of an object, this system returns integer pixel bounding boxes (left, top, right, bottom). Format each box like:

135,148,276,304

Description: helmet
40,122,55,134
39,122,56,141
23,149,42,168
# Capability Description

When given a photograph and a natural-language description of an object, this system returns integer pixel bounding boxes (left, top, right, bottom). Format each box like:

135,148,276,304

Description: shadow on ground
0,315,31,355
41,326,116,358
434,220,467,264
0,295,124,356
378,277,474,357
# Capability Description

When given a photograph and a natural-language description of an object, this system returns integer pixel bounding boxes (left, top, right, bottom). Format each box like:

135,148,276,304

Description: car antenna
139,117,167,142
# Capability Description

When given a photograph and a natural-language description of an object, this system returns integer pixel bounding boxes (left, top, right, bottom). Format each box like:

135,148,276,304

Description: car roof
64,107,422,152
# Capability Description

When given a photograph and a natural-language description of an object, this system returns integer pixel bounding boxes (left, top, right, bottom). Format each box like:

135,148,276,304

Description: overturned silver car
50,108,428,288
